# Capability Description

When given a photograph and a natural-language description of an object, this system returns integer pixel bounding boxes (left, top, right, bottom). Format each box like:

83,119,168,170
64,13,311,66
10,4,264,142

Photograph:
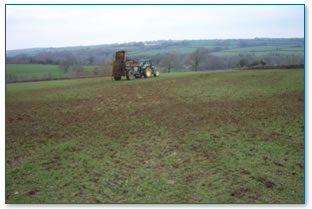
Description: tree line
7,48,304,73
149,49,303,73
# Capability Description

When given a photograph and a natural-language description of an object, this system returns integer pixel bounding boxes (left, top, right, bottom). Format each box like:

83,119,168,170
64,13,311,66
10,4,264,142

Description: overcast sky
6,5,304,50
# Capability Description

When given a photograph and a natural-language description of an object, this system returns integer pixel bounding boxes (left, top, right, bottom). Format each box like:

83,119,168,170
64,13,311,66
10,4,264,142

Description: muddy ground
6,69,304,203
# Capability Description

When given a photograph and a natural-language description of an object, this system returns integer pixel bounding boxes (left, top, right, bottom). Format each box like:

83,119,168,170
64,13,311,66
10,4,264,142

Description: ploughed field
6,69,304,203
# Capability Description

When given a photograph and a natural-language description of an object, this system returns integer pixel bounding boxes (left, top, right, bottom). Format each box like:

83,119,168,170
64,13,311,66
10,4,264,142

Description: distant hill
6,38,304,58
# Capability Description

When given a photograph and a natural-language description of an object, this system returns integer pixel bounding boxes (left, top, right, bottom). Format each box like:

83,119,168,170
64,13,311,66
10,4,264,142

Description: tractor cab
139,59,153,68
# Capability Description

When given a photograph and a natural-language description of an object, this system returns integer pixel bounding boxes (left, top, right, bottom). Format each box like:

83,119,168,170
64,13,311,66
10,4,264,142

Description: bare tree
185,48,210,72
88,56,94,65
59,57,77,73
159,53,180,73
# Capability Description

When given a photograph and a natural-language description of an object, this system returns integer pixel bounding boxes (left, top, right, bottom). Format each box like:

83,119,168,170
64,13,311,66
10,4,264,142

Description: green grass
6,64,111,81
6,64,64,77
169,70,303,100
82,65,104,71
6,69,304,203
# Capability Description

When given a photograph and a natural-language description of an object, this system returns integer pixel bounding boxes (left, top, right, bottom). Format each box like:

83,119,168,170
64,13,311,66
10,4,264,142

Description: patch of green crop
169,69,304,101
6,64,64,77
6,64,111,81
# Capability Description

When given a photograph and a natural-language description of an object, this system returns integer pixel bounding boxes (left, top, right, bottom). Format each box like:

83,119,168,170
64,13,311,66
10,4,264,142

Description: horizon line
6,37,304,51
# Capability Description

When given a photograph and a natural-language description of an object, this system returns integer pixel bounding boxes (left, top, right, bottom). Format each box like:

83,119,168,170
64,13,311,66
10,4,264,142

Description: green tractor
112,50,160,80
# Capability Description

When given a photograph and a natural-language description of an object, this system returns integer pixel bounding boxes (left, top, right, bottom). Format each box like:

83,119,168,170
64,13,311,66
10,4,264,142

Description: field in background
6,69,304,203
6,64,112,81
131,40,304,57
6,39,304,82
7,38,304,57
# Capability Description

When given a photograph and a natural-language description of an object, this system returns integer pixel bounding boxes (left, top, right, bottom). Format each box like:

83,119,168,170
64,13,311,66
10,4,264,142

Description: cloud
6,5,304,50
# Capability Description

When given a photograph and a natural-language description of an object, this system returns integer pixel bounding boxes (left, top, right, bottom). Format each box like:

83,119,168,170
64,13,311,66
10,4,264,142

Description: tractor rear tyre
126,70,135,80
154,70,160,77
143,68,152,78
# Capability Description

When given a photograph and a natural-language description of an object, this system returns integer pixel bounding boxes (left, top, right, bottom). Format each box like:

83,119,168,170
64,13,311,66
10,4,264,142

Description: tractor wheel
114,76,121,80
126,70,135,80
143,68,152,78
154,70,160,77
